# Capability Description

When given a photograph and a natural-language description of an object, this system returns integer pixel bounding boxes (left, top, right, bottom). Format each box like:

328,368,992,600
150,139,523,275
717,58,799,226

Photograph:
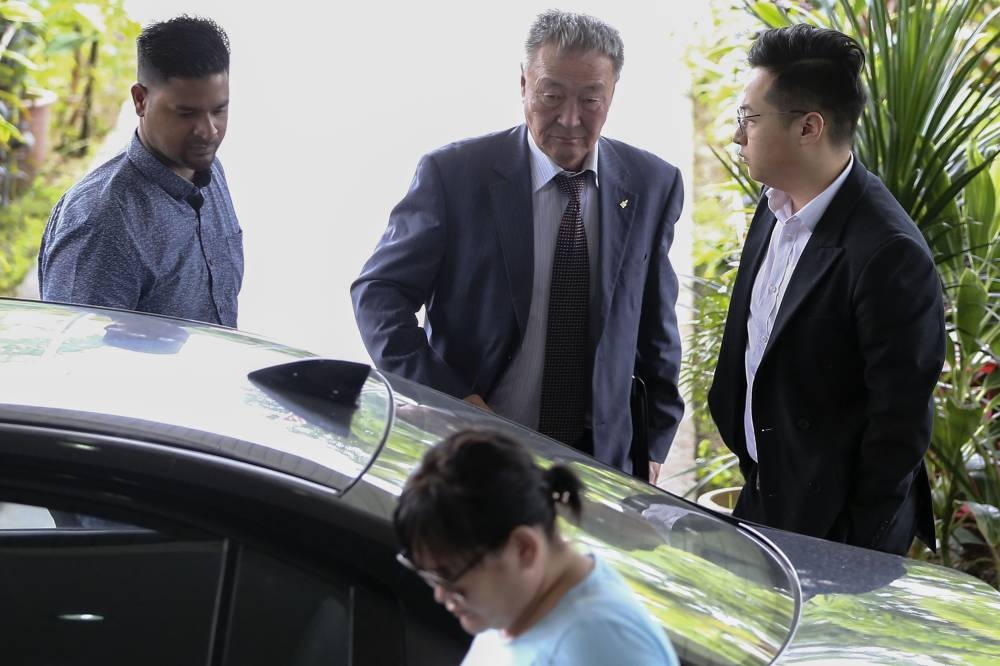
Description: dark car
0,298,998,665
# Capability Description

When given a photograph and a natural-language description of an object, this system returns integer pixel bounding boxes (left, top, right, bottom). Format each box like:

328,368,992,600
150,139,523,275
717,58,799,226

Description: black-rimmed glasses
736,109,807,133
396,550,489,600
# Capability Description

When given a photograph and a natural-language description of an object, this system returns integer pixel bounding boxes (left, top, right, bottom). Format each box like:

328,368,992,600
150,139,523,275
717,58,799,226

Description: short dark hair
748,24,866,146
393,429,583,564
137,15,230,85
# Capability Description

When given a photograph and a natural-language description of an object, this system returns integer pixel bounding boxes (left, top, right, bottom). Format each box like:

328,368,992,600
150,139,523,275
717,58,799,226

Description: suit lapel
764,157,868,355
489,126,535,338
594,139,636,342
712,194,774,449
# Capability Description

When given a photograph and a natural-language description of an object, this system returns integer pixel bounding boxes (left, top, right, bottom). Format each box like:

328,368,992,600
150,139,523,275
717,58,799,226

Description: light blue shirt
461,555,678,666
744,155,853,461
489,132,600,428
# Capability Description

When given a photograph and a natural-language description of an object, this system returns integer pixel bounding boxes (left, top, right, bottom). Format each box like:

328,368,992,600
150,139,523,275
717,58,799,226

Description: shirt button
769,285,778,294
760,335,768,343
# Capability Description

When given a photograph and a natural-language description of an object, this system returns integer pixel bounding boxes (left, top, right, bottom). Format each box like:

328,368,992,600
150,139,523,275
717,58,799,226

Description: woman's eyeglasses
396,549,489,600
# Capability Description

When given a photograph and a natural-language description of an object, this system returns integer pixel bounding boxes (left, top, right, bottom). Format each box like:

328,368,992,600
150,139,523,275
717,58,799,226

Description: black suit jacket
708,158,944,555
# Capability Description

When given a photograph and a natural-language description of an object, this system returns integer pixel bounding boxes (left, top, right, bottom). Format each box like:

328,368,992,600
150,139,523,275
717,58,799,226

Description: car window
0,501,223,665
0,499,353,666
223,548,350,666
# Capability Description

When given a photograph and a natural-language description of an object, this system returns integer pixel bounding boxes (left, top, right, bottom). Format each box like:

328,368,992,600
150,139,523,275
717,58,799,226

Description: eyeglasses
736,109,807,133
396,550,489,600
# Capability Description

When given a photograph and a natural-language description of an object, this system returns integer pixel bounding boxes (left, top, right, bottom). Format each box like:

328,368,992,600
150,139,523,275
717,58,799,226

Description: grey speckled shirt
38,133,243,327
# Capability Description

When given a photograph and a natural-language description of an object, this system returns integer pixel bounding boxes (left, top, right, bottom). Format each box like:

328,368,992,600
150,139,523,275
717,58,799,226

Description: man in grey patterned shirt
38,15,243,327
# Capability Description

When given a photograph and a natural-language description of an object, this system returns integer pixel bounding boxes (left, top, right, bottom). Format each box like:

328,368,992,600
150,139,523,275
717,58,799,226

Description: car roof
0,300,388,494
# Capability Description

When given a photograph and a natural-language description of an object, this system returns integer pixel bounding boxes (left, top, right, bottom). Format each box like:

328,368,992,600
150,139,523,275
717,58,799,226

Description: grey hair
524,9,624,79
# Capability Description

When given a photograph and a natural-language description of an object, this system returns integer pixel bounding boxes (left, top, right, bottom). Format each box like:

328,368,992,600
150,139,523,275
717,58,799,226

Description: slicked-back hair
525,9,624,79
137,15,230,85
748,24,866,146
393,429,584,566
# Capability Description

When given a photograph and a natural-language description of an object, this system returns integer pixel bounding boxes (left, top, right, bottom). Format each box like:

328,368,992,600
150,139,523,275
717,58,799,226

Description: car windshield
360,375,800,666
564,460,798,665
0,301,390,492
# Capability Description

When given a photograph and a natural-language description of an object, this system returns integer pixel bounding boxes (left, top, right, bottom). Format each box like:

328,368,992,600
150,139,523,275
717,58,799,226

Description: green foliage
0,0,137,160
0,162,73,294
681,0,758,497
34,0,139,156
780,561,1000,663
682,272,744,498
0,0,44,153
0,0,137,292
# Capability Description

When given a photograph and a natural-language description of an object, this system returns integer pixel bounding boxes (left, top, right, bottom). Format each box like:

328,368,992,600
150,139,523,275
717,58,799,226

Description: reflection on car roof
0,301,390,493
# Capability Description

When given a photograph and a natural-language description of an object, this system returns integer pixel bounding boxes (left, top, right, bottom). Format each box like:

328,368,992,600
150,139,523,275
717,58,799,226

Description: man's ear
799,111,825,146
520,70,527,100
509,525,542,571
131,83,148,117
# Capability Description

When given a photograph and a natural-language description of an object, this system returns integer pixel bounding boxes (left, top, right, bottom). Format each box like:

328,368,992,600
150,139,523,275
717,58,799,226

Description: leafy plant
0,0,44,199
0,162,74,292
35,0,138,156
680,0,759,498
0,0,138,292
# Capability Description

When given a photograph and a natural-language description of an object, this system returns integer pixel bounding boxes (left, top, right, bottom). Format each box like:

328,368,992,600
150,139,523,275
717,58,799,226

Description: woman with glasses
393,429,678,665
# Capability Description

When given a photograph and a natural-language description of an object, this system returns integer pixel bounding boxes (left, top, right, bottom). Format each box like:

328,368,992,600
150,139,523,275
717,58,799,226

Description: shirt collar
127,132,213,201
765,153,853,231
526,128,599,193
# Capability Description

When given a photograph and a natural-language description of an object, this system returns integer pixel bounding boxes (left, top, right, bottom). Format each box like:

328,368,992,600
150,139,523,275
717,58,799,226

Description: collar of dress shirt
526,127,600,194
764,153,854,230
127,131,212,200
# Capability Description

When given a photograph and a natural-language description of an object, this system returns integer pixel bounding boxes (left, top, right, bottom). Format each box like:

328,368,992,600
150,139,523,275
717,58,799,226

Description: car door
0,422,408,665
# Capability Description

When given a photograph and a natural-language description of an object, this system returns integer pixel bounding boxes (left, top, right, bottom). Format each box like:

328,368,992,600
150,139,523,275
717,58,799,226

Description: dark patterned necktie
538,172,590,445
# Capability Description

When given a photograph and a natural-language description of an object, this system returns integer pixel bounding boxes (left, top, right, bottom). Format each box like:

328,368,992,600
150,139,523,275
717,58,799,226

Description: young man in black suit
709,25,945,555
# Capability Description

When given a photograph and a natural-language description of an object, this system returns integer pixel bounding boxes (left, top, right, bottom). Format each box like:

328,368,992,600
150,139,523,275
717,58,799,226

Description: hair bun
542,464,584,520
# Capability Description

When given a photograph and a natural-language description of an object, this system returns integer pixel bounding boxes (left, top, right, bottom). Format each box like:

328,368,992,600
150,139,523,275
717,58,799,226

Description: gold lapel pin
619,199,629,209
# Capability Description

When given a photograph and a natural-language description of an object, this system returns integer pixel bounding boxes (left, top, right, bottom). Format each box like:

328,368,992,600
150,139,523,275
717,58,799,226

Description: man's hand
648,461,662,485
463,394,492,412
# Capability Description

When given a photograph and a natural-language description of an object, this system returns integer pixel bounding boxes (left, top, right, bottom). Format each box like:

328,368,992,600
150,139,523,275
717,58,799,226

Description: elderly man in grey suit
352,10,684,481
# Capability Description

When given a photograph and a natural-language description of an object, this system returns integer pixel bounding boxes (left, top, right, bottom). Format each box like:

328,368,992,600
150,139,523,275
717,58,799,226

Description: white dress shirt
489,132,600,428
744,155,853,462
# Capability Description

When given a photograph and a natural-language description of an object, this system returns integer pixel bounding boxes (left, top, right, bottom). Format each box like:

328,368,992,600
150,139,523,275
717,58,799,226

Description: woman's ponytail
543,464,583,522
